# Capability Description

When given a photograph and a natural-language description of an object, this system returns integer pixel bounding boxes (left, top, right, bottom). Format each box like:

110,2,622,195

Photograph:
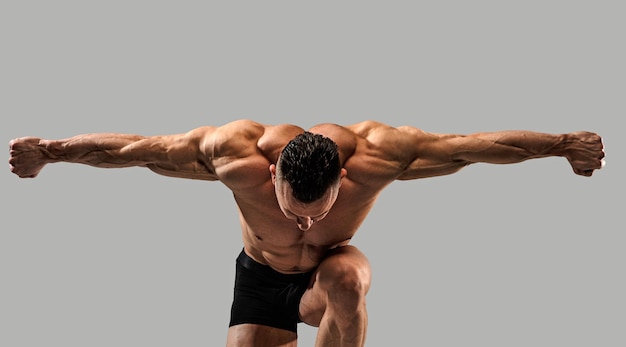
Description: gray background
2,1,623,346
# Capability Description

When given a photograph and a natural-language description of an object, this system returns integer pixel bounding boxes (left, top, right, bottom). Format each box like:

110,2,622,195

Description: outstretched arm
9,126,220,180
394,127,605,179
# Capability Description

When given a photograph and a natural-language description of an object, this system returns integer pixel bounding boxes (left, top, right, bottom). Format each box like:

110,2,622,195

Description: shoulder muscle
203,119,267,159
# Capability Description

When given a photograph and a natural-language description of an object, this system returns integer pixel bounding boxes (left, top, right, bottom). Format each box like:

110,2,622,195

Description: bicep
150,121,268,181
394,127,471,180
120,126,219,179
348,123,466,182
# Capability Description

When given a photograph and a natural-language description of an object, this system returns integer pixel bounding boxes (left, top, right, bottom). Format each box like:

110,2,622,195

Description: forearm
40,133,150,167
399,129,602,180
454,131,567,164
10,126,225,179
41,132,218,179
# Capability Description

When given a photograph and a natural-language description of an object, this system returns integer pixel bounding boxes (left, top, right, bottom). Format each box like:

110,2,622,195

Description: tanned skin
9,120,605,346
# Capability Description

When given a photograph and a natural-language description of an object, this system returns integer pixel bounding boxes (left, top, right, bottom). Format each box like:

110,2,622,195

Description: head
270,132,347,231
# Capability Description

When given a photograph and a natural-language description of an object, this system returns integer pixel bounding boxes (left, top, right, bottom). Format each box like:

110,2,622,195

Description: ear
269,164,277,185
338,168,348,186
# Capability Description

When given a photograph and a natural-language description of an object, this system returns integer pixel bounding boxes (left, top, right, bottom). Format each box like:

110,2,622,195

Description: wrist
40,139,63,162
549,134,570,157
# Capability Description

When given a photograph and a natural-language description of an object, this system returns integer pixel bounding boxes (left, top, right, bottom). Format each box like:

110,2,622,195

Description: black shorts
229,249,314,333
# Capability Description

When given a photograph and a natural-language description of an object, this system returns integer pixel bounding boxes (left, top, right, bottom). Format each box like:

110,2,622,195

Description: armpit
146,161,219,181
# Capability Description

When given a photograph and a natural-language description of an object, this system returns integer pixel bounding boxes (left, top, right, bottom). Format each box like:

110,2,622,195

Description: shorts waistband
236,249,311,280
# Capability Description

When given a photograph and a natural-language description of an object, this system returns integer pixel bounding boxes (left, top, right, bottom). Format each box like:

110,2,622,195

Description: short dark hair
278,132,341,203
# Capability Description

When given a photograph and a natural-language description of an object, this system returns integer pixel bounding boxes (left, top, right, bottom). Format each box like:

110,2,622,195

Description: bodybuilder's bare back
212,120,414,274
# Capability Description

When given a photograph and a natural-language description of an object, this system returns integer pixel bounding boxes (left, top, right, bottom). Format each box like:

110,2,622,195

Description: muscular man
9,120,605,346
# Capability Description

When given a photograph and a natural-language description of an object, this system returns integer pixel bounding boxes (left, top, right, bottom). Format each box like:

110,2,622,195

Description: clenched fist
9,137,51,178
562,131,605,177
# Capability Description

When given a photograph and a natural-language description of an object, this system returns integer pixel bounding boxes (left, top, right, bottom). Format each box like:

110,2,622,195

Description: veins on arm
397,128,567,180
48,127,220,180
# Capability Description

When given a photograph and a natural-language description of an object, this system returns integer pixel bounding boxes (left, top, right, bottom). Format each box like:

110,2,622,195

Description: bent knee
317,246,372,297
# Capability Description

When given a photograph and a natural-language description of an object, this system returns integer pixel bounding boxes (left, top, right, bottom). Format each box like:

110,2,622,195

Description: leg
299,245,372,347
227,249,312,346
226,324,297,347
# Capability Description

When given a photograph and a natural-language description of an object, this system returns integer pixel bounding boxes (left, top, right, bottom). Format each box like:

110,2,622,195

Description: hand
9,137,50,178
563,131,605,177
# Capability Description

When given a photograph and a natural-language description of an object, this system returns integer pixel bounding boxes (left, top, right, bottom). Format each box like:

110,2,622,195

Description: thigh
227,324,297,347
230,254,308,332
298,245,372,327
